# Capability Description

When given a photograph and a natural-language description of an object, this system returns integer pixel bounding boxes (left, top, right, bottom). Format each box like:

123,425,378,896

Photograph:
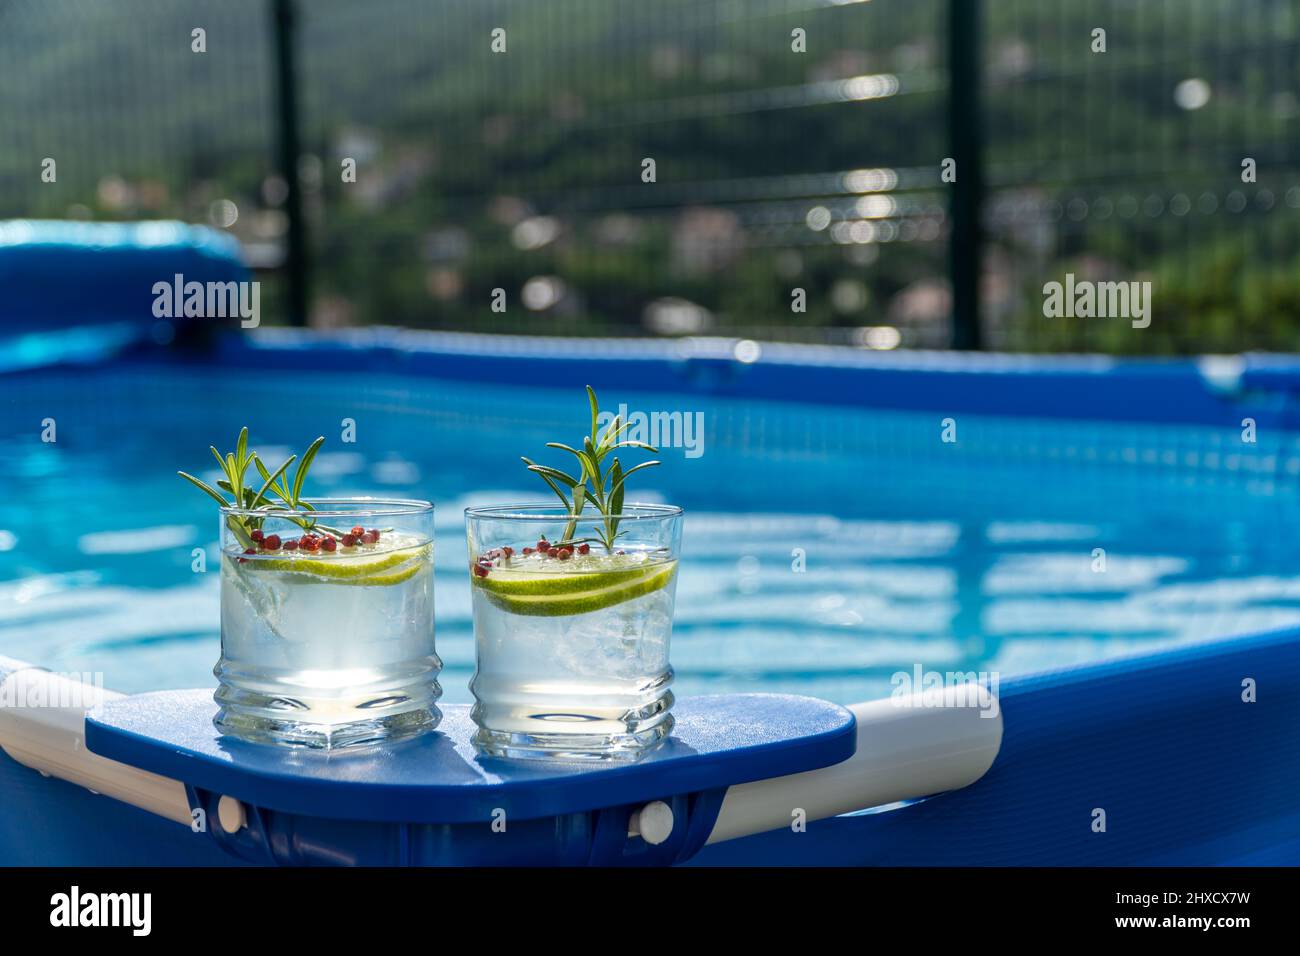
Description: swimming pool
6,355,1299,707
2,224,1299,866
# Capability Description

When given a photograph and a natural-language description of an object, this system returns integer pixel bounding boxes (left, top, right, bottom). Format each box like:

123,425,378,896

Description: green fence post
947,0,983,350
272,0,308,327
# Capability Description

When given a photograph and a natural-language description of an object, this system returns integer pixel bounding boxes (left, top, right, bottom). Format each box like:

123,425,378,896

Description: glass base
472,713,674,761
213,688,440,750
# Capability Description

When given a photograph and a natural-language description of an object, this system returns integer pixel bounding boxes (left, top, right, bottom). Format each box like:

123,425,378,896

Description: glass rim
219,496,434,519
464,501,683,521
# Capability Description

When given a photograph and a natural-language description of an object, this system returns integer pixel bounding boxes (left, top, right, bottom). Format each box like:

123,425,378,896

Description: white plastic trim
706,684,1003,845
628,800,674,845
0,667,192,827
217,795,246,834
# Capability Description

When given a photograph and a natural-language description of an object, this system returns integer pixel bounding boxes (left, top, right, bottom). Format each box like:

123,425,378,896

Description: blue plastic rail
83,692,855,866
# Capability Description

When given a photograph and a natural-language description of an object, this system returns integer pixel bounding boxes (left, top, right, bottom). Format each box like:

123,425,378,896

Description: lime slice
243,541,431,586
474,562,676,617
327,555,428,587
473,564,657,597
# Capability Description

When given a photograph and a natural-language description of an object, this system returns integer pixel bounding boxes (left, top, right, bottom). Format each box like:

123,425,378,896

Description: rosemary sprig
179,429,335,546
523,386,660,551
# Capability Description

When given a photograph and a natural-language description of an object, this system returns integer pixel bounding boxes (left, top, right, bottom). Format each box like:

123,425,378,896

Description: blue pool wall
212,329,1300,432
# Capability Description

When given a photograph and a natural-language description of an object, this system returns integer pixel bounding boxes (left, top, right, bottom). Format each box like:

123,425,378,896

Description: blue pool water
3,359,1300,705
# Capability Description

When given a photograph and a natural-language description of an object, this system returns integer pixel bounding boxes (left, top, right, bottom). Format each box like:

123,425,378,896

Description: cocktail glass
215,498,440,749
465,503,682,759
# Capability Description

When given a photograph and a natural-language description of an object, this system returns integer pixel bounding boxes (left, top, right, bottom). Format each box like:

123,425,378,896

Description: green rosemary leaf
210,446,228,476
225,514,254,550
587,386,599,449
582,437,603,488
561,468,590,542
527,463,580,488
225,453,239,498
544,443,590,482
608,458,626,542
254,455,296,508
596,414,620,452
610,459,660,493
178,471,230,508
235,427,248,472
292,437,325,505
609,459,626,508
608,440,658,453
599,417,633,452
252,455,293,506
523,457,579,487
533,469,573,511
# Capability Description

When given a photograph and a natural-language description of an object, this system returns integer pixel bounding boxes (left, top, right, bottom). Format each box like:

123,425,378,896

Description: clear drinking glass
465,503,682,760
215,498,440,749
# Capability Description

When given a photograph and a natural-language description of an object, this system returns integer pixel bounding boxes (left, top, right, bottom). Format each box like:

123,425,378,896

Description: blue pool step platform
84,690,855,866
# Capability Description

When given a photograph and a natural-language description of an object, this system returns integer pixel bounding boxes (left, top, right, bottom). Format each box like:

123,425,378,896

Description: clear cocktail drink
215,499,440,749
466,504,682,759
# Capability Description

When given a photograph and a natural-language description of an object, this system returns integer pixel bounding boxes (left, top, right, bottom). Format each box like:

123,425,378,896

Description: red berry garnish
263,534,281,550
362,531,378,545
522,547,533,554
557,547,572,560
537,539,549,550
283,539,298,551
341,534,357,547
577,543,590,555
350,526,365,537
306,537,323,552
502,546,514,557
250,529,264,543
243,547,257,555
321,537,337,552
473,563,490,577
368,528,381,540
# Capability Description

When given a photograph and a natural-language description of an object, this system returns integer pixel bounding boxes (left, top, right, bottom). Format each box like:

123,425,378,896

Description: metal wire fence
2,0,1296,353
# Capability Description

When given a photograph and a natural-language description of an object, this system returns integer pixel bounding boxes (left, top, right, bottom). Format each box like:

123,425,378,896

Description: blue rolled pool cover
691,625,1300,866
0,220,247,370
